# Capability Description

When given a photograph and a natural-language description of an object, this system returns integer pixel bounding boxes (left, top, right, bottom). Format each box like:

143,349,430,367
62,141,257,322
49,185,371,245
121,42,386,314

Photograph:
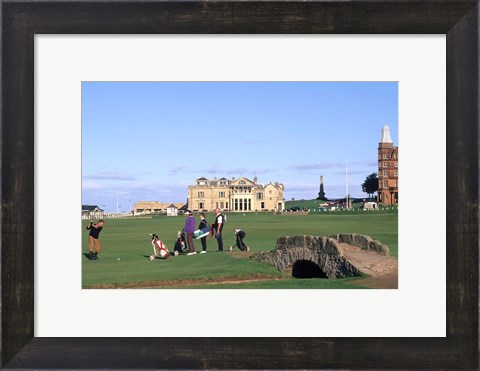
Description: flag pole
346,160,349,210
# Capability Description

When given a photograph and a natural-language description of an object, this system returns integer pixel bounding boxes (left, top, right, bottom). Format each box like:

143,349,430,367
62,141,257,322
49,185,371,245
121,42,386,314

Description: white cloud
82,180,107,190
288,162,344,171
83,171,136,181
167,166,189,176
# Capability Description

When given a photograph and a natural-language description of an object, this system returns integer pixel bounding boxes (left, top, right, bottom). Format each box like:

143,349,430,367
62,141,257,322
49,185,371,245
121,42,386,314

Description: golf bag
194,226,211,239
150,233,170,260
230,229,249,251
174,230,188,255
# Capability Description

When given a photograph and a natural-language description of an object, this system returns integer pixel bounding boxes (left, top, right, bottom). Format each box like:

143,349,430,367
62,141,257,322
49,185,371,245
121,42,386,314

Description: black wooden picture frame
1,1,478,369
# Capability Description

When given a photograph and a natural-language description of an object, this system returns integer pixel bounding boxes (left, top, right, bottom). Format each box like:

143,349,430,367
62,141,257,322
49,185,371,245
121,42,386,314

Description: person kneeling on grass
229,229,249,252
87,220,104,260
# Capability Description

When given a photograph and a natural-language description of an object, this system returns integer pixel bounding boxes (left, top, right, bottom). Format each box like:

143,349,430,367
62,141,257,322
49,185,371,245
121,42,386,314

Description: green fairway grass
82,212,397,288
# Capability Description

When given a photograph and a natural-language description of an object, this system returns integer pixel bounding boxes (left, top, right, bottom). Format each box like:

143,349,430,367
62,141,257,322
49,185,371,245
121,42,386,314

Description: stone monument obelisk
317,176,326,200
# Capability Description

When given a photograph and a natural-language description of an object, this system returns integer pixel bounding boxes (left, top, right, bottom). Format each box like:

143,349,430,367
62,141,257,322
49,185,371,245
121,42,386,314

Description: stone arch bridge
250,234,392,279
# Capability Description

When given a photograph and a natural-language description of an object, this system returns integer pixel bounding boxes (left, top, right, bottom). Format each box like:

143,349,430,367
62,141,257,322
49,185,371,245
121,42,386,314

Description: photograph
81,81,398,289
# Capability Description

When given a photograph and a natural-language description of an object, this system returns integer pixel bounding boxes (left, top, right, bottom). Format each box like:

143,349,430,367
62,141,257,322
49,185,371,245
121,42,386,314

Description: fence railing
81,212,134,220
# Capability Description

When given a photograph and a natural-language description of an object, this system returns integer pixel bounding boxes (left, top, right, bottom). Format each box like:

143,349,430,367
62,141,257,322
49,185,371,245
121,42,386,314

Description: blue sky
82,82,398,212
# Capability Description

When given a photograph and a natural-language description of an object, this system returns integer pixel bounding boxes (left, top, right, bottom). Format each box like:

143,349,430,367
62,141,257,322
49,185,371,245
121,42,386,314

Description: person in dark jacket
86,220,104,260
213,208,224,252
198,212,209,254
230,228,249,251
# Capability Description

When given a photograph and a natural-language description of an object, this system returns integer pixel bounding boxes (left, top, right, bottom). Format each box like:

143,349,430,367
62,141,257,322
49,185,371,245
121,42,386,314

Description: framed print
78,80,400,291
2,1,478,369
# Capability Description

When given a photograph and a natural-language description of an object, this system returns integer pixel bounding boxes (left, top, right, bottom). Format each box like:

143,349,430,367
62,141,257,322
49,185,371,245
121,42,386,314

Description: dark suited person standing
213,208,224,252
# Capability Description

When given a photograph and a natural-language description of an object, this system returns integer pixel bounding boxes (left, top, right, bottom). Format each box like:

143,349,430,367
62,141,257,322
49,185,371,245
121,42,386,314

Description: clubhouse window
199,202,204,209
261,202,265,209
198,191,204,198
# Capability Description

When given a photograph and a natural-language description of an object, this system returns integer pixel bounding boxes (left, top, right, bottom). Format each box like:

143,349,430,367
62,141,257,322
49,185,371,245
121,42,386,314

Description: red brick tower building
377,125,398,205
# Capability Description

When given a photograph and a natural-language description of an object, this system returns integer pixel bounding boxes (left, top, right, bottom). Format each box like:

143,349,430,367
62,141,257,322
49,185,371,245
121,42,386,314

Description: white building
166,204,178,216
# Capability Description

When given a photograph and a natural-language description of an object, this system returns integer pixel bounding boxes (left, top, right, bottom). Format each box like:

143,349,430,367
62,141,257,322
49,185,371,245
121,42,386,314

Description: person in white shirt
213,208,224,252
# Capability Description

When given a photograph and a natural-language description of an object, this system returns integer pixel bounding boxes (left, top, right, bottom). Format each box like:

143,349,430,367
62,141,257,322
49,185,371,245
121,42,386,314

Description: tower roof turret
380,125,393,143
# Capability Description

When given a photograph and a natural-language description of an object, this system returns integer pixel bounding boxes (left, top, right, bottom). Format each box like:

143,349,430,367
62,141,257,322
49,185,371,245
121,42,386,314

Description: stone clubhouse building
188,176,285,212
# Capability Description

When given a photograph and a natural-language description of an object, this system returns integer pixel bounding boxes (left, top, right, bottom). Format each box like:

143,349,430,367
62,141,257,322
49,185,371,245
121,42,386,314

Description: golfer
213,208,224,252
87,220,104,260
184,210,197,256
198,212,209,254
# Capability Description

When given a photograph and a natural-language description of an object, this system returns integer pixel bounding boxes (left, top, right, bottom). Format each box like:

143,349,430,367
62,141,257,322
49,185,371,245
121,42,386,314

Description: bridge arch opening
292,260,328,279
